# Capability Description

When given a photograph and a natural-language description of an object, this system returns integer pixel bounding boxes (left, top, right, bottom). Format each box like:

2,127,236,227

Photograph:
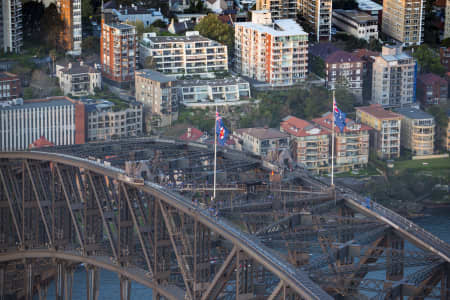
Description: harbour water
44,209,450,299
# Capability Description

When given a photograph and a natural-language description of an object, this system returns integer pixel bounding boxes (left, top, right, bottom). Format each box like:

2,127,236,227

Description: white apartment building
371,45,417,108
234,11,308,86
233,127,290,157
112,5,166,27
382,0,424,46
175,77,251,106
298,0,332,41
0,98,79,151
84,99,143,141
332,10,378,41
139,31,228,78
0,0,23,53
56,61,101,96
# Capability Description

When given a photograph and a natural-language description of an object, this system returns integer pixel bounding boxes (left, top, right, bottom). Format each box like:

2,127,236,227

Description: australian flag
333,98,346,133
216,111,229,146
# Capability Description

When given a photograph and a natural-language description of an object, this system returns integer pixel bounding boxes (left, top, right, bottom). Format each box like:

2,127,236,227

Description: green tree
413,44,446,76
309,56,326,78
81,36,100,56
41,4,65,49
442,38,450,48
23,87,34,99
195,14,234,54
82,0,94,20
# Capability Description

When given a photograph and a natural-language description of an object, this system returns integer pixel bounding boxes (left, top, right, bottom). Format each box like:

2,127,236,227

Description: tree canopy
195,14,234,54
412,44,446,76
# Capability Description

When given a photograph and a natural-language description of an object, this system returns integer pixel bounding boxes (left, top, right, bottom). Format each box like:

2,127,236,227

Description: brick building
101,22,137,88
0,72,21,101
353,49,379,102
439,47,450,72
280,116,330,173
324,50,364,102
234,11,308,87
416,73,448,106
356,104,402,159
313,113,370,172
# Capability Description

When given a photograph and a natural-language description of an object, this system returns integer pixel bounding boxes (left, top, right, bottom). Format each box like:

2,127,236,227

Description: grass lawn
333,165,381,178
393,157,450,178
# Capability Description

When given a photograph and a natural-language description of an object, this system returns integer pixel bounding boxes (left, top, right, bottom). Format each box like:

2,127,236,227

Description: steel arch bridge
0,138,449,300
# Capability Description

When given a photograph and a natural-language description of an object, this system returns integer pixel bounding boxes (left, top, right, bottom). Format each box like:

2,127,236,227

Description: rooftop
333,9,378,24
393,107,435,120
312,112,372,133
309,42,341,59
104,22,135,30
179,127,204,141
114,6,163,16
175,77,248,87
324,50,363,64
417,73,448,86
236,19,307,37
0,97,76,111
57,61,99,75
356,104,403,120
356,0,382,11
0,72,19,80
146,34,214,43
136,69,173,83
235,127,289,140
281,116,330,137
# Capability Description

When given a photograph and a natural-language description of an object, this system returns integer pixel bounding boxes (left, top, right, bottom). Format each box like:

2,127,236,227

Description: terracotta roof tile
356,104,403,120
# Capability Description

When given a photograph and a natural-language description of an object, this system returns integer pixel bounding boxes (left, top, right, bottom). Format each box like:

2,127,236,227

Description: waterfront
45,210,450,299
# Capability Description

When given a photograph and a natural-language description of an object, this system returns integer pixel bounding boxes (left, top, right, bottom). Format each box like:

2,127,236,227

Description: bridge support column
386,232,404,284
64,265,74,300
56,262,64,300
24,260,33,300
120,276,131,300
86,265,99,300
0,264,5,300
441,263,450,300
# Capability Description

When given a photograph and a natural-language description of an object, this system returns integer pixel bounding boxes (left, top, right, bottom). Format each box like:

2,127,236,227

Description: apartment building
0,97,86,151
233,127,289,157
371,45,417,108
101,22,137,88
0,0,23,53
234,11,308,87
175,77,251,106
56,61,101,96
353,48,379,101
447,111,450,151
324,50,364,101
57,0,82,55
445,0,450,39
0,72,21,101
280,116,330,173
417,73,448,106
381,0,424,46
84,99,142,141
298,0,332,41
255,0,297,19
439,47,450,72
356,104,402,159
112,5,166,27
313,113,370,172
332,10,378,41
394,107,435,156
139,31,228,78
135,69,178,129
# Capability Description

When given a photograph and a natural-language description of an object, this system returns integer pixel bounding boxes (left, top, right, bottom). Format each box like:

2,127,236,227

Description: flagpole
331,90,336,204
213,105,218,202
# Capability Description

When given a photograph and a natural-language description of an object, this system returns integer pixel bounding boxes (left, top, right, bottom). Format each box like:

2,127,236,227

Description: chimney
187,128,192,138
68,63,72,69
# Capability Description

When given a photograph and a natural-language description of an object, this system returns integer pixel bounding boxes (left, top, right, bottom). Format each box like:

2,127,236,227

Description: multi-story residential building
332,10,378,41
234,11,308,86
371,45,417,108
298,0,332,41
324,50,364,101
445,0,450,39
140,31,228,78
233,127,289,157
353,48,379,101
356,0,383,17
356,104,403,159
84,99,142,141
439,47,450,72
135,69,178,129
0,0,22,53
112,5,166,27
280,116,330,173
256,0,297,19
0,72,21,101
175,77,251,106
0,97,86,151
313,113,370,172
56,61,102,96
417,73,448,106
57,0,82,55
101,22,137,88
381,0,424,46
394,107,435,156
447,110,450,151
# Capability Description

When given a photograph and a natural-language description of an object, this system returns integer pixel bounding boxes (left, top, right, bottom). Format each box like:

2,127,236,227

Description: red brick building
0,72,21,101
101,21,137,88
440,47,450,72
324,50,364,102
417,73,448,106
